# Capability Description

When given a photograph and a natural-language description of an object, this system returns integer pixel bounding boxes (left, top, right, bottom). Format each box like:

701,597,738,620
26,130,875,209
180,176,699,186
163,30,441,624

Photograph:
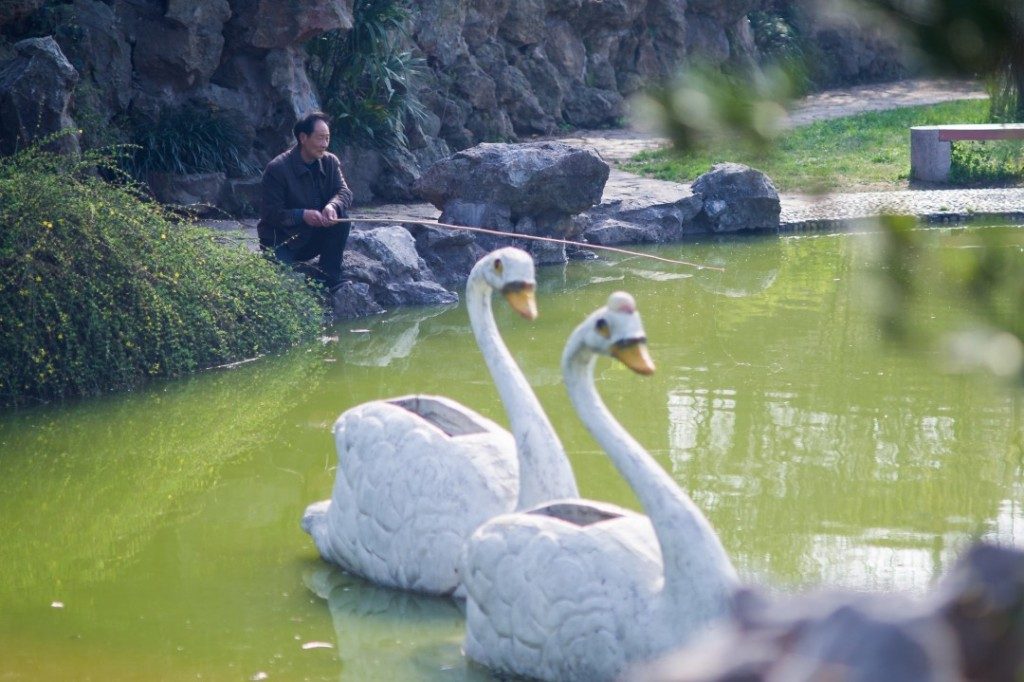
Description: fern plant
306,0,427,151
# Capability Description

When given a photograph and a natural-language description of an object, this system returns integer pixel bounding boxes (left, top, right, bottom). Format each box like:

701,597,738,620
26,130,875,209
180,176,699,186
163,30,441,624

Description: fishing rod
337,216,725,272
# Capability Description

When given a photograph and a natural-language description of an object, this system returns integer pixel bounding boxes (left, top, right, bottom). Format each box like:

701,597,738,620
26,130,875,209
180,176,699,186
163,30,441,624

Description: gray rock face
336,226,460,319
581,193,705,245
416,141,609,217
415,141,607,264
0,0,47,27
0,37,79,156
149,172,226,213
691,163,780,233
230,0,354,50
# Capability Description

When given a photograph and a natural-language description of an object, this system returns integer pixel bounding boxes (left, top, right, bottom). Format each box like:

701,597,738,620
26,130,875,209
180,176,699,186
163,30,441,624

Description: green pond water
2,228,1022,680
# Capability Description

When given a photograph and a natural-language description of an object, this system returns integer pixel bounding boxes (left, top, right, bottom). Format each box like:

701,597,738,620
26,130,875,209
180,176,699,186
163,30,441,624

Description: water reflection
0,349,328,602
1,228,1023,680
303,564,488,681
338,304,457,368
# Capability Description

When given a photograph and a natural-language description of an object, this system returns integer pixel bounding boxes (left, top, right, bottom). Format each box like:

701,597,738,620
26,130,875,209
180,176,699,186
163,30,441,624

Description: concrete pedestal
910,126,952,183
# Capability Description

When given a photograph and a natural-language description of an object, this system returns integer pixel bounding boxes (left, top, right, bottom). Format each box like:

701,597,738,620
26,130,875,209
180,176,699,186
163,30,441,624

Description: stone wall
0,0,909,209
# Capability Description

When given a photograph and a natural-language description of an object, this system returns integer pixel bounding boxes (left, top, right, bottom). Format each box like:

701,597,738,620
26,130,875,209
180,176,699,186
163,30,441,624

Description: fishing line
339,216,725,272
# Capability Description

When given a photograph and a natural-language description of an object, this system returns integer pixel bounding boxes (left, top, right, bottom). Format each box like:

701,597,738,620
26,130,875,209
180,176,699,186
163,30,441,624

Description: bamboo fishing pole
336,216,725,272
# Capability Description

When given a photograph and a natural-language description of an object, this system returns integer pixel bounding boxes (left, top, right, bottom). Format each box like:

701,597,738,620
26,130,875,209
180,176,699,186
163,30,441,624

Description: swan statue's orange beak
503,283,538,320
611,341,655,375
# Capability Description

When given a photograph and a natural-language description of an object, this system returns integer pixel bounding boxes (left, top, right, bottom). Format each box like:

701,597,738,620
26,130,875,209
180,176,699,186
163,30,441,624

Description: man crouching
257,111,353,292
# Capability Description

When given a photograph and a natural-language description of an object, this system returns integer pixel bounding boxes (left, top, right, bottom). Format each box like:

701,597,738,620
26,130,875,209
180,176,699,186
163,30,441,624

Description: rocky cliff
0,0,908,209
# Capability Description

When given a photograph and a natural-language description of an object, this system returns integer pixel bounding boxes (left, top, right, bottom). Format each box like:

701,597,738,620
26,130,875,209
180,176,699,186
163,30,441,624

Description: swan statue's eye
595,318,611,338
493,259,503,274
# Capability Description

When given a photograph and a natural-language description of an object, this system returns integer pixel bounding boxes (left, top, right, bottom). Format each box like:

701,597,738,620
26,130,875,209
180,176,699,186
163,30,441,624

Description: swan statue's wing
463,501,663,682
305,395,518,595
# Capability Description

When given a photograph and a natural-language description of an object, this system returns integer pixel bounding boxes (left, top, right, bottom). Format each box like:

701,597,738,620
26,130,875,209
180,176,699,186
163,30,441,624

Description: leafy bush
127,104,260,179
950,140,1024,185
0,139,324,407
306,0,426,151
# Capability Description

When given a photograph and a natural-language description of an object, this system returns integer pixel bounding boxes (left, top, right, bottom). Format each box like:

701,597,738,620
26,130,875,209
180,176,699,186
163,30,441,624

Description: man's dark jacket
257,145,354,249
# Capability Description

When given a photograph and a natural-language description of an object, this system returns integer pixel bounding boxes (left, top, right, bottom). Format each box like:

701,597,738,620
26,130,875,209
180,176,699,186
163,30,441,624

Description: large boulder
414,141,608,264
0,37,79,156
691,163,780,233
338,226,460,318
581,193,704,246
415,141,609,219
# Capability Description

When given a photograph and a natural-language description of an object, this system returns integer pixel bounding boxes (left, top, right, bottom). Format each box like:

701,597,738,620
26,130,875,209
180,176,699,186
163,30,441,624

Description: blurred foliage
126,104,260,180
634,63,797,159
0,136,323,407
645,0,1024,384
306,0,426,151
872,217,1024,382
627,99,990,193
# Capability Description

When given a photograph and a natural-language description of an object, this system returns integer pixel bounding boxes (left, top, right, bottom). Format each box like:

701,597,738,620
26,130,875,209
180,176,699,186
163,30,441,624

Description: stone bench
910,124,1024,182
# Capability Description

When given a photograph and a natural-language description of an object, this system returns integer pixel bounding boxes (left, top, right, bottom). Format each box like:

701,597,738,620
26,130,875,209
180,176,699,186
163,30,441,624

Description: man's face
300,120,330,160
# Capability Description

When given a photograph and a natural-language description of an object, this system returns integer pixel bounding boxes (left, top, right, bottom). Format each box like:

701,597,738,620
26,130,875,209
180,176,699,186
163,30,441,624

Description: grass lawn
623,98,1024,193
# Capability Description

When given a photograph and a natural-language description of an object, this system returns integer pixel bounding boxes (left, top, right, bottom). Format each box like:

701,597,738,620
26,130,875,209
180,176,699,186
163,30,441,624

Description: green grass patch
624,99,1024,192
0,141,324,408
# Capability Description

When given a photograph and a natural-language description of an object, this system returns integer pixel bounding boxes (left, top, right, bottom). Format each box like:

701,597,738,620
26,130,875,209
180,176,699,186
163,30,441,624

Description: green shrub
127,104,260,179
306,0,426,151
0,139,324,407
950,140,1024,185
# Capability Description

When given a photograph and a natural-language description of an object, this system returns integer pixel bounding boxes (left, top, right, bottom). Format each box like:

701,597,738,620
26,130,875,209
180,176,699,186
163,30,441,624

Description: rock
632,590,962,682
149,172,226,213
581,193,704,245
331,281,386,320
691,163,780,233
0,0,46,28
55,0,132,114
380,281,459,308
631,542,1024,682
231,0,354,50
122,0,231,89
408,224,485,289
415,141,609,218
931,543,1024,682
341,249,389,286
0,37,79,156
348,226,425,282
218,177,262,217
562,84,625,128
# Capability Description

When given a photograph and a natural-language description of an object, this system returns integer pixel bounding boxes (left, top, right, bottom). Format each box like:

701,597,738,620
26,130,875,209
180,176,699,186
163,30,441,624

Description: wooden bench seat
910,123,1024,182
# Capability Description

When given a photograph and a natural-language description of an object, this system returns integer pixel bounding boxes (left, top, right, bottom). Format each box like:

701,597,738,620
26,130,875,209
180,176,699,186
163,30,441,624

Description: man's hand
322,204,340,224
303,209,328,227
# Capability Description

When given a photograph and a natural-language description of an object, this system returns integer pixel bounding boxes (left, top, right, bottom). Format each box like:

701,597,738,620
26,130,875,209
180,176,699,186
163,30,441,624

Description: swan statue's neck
562,330,737,612
466,269,579,509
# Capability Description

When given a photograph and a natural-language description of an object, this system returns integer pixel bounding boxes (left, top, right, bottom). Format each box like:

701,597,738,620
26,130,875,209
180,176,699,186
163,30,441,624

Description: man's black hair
294,111,331,142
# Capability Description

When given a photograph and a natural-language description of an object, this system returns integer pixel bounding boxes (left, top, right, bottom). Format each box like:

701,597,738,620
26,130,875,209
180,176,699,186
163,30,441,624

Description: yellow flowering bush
0,140,323,407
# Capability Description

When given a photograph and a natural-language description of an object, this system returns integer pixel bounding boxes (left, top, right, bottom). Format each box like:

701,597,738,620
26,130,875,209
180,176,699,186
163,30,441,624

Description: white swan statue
302,247,579,595
462,292,739,682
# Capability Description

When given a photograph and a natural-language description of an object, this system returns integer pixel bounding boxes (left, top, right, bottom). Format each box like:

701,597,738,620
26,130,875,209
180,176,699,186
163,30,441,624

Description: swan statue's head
569,291,655,375
472,247,538,320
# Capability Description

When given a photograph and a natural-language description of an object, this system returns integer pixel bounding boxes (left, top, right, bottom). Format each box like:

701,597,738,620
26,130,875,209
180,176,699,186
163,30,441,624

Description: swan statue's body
462,292,739,681
302,247,579,595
